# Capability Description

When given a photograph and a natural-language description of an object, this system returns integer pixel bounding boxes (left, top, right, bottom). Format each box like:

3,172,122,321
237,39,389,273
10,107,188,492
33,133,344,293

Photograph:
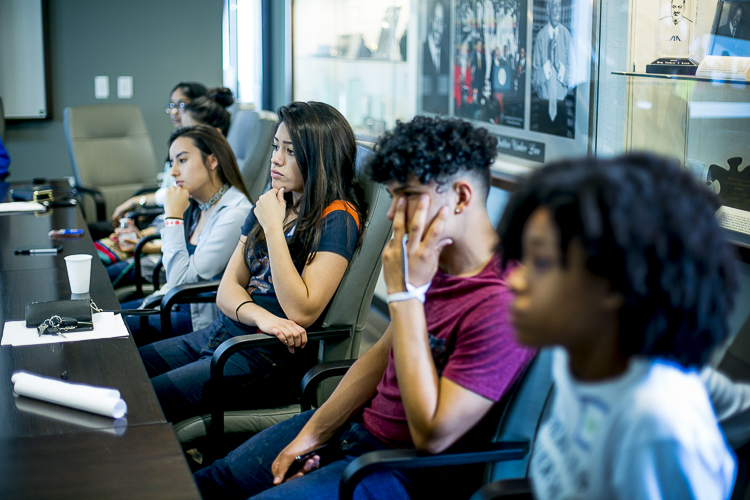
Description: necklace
198,184,230,211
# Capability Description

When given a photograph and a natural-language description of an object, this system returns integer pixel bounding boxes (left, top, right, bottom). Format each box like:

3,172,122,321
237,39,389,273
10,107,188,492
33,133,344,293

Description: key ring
38,315,67,337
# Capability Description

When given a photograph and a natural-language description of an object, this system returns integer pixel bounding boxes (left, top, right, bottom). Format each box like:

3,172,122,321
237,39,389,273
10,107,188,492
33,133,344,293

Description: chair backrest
0,97,5,142
225,101,254,117
318,141,393,362
64,104,160,217
482,348,554,484
226,108,277,203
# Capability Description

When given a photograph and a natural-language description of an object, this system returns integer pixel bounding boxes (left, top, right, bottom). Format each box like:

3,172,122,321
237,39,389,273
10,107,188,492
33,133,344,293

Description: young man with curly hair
498,153,737,498
194,116,535,499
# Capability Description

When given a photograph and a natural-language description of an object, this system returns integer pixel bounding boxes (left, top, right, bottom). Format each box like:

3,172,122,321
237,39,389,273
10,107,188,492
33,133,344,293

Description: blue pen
51,229,84,235
48,229,85,239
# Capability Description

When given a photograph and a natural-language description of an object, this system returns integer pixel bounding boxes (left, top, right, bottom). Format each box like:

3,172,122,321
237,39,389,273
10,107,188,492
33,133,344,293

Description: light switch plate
94,76,109,99
117,76,133,99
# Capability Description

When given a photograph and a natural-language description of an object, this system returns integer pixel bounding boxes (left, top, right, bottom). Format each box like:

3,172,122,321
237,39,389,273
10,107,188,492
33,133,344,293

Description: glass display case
599,0,750,245
292,0,598,177
292,0,414,138
290,0,750,246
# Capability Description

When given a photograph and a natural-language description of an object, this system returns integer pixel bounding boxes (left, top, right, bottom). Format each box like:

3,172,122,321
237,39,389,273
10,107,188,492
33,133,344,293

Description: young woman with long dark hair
123,125,252,342
138,101,366,423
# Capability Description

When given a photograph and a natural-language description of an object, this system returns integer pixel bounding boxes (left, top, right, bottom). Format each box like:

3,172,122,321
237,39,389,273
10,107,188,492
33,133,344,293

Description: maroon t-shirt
361,253,536,447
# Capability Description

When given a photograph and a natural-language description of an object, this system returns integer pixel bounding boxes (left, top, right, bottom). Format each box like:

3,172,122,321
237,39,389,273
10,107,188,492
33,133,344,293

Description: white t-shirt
702,366,750,449
530,348,736,499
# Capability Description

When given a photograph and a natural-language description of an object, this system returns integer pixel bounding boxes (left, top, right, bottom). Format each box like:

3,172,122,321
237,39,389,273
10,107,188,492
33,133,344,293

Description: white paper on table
1,312,130,346
0,202,47,213
11,371,127,419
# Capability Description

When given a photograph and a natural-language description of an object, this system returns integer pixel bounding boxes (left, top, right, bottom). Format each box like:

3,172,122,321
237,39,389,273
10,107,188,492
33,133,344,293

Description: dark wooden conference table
0,184,200,499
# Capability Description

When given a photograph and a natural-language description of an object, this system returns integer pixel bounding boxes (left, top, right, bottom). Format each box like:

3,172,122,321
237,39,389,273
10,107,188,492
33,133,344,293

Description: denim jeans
194,409,470,500
138,313,293,423
121,299,193,347
107,260,135,287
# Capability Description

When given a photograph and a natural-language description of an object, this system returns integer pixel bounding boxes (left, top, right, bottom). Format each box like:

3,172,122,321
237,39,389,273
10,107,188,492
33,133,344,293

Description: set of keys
37,315,93,338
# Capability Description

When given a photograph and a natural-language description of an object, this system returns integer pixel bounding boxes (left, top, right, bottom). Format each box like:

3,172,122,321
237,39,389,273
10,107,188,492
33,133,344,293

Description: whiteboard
0,0,48,119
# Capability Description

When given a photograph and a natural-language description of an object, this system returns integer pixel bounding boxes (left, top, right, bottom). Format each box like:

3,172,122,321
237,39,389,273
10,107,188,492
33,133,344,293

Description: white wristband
387,282,431,304
386,234,431,304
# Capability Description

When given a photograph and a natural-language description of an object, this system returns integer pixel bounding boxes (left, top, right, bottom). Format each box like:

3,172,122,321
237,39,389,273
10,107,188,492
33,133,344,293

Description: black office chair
110,233,165,303
328,349,554,500
179,149,391,459
125,143,392,460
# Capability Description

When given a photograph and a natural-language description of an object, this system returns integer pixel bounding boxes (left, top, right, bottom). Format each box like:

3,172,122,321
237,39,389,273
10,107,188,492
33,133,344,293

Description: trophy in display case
647,0,699,74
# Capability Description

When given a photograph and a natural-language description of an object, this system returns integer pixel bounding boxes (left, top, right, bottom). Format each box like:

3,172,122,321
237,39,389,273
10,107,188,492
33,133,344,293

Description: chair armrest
339,441,530,500
208,326,352,441
141,294,162,309
159,281,220,335
133,234,162,297
469,478,532,500
126,206,164,223
132,186,159,196
73,185,106,222
300,359,356,411
152,258,164,290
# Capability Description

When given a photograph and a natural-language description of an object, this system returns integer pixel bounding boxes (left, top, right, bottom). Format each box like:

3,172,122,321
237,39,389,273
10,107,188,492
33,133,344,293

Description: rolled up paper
11,371,127,419
11,372,121,399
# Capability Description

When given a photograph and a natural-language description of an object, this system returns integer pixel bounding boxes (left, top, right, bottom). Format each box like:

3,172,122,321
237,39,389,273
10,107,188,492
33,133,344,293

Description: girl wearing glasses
100,85,236,287
109,82,211,221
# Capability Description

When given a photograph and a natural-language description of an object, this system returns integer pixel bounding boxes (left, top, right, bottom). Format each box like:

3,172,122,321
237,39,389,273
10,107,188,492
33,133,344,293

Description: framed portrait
417,0,597,169
452,0,528,130
708,0,750,57
421,0,452,115
529,0,576,138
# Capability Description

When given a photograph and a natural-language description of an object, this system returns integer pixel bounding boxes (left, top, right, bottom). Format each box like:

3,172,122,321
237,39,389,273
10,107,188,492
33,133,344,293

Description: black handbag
25,299,94,335
25,299,159,337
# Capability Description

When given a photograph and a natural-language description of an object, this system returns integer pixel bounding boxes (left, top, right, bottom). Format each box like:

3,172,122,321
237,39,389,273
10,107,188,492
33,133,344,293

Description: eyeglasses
164,101,188,114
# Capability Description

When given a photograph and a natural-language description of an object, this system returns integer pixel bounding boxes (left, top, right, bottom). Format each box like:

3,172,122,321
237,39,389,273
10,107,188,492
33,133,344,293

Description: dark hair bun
208,87,234,108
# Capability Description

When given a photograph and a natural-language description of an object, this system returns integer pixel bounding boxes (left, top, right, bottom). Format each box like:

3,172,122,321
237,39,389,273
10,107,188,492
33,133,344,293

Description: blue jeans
107,260,135,287
194,410,468,500
138,314,299,423
121,299,193,347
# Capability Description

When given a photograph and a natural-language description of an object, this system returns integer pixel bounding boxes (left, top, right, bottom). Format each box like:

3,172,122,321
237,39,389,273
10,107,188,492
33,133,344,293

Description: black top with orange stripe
237,201,360,319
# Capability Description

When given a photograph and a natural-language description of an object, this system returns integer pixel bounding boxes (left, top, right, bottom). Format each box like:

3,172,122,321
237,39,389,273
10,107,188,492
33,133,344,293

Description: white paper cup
64,254,93,294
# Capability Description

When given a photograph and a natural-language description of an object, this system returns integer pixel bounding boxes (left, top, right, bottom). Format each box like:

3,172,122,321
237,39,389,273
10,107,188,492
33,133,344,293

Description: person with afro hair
498,153,738,499
194,115,535,499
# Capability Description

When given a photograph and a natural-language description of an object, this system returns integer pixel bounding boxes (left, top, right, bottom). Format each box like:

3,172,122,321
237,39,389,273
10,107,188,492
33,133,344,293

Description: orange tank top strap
321,200,360,229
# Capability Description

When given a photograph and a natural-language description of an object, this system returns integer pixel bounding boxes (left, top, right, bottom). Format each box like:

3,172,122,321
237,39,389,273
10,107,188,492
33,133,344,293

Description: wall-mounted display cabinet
290,0,750,244
292,0,414,137
602,0,750,247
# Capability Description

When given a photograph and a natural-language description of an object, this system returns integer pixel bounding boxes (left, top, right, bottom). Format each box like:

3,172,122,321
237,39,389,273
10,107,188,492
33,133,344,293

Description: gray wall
3,0,223,182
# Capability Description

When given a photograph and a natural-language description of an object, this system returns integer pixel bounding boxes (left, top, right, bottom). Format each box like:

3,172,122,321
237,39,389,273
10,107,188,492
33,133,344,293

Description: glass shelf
612,71,749,87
